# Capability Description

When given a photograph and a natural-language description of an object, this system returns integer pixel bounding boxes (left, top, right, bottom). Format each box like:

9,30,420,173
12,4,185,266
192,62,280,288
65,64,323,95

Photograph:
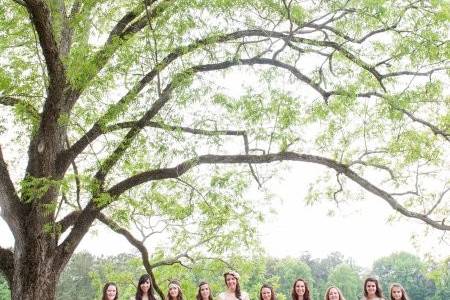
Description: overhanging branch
108,152,450,231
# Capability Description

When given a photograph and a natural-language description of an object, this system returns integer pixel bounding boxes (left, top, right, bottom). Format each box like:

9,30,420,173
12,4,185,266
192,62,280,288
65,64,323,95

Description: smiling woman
362,278,385,300
324,286,346,300
260,284,276,300
102,282,118,300
196,281,213,300
217,271,249,300
389,283,409,300
166,280,183,300
135,274,156,300
291,278,311,300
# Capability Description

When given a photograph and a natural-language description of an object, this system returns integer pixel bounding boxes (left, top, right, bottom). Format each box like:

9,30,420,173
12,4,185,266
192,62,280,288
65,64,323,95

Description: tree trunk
11,240,60,300
9,212,62,300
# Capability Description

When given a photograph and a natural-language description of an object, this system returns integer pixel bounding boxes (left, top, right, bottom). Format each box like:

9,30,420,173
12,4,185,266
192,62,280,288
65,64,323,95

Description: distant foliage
372,252,436,300
55,251,449,300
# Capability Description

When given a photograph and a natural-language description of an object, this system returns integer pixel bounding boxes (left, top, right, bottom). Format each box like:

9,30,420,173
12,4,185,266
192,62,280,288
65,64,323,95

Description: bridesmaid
102,282,118,300
135,274,157,300
260,284,276,300
166,280,184,300
324,286,346,300
196,281,213,300
389,283,409,300
291,278,311,300
217,270,250,300
361,277,385,300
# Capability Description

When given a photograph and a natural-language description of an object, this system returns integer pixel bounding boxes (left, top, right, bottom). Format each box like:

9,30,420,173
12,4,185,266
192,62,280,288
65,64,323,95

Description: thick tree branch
0,247,14,287
54,201,99,270
24,0,66,89
107,121,246,137
23,0,72,180
56,210,81,234
108,152,450,231
0,145,25,238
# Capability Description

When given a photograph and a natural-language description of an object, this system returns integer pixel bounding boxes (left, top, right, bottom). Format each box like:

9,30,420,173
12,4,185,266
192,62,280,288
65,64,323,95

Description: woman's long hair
102,282,118,300
135,274,156,300
363,277,384,298
224,272,241,300
196,281,213,300
259,284,276,300
291,278,311,300
390,283,409,300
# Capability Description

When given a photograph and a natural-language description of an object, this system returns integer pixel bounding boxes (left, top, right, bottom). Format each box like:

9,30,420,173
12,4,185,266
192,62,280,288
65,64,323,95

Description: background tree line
0,251,447,300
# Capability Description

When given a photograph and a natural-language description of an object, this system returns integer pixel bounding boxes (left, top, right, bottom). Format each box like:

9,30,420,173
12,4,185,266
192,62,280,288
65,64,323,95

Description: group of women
101,271,410,300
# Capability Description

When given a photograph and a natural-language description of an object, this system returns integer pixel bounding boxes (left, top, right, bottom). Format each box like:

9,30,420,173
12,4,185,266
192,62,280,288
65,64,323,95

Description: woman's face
200,284,210,299
327,288,340,300
391,287,403,300
106,285,117,300
295,281,306,297
140,279,151,294
261,287,272,300
169,286,179,298
225,275,237,291
366,281,377,297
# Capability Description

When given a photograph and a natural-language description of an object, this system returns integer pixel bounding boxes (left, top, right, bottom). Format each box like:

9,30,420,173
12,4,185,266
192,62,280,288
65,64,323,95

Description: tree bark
5,224,58,299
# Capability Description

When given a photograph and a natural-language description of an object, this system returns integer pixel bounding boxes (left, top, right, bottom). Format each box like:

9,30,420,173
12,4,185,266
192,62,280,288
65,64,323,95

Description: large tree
0,0,449,299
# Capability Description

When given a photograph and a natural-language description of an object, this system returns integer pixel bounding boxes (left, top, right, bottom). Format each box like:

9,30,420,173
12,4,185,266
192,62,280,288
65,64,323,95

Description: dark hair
390,283,409,300
291,278,311,300
136,274,156,300
166,280,184,300
102,282,118,300
364,277,383,298
259,284,276,300
224,272,241,300
196,281,213,300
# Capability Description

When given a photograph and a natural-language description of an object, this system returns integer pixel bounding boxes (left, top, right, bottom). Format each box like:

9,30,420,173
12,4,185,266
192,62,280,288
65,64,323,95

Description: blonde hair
324,286,346,300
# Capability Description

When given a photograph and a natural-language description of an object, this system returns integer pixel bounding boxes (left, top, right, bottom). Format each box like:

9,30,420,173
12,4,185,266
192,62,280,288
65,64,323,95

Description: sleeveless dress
218,291,250,300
